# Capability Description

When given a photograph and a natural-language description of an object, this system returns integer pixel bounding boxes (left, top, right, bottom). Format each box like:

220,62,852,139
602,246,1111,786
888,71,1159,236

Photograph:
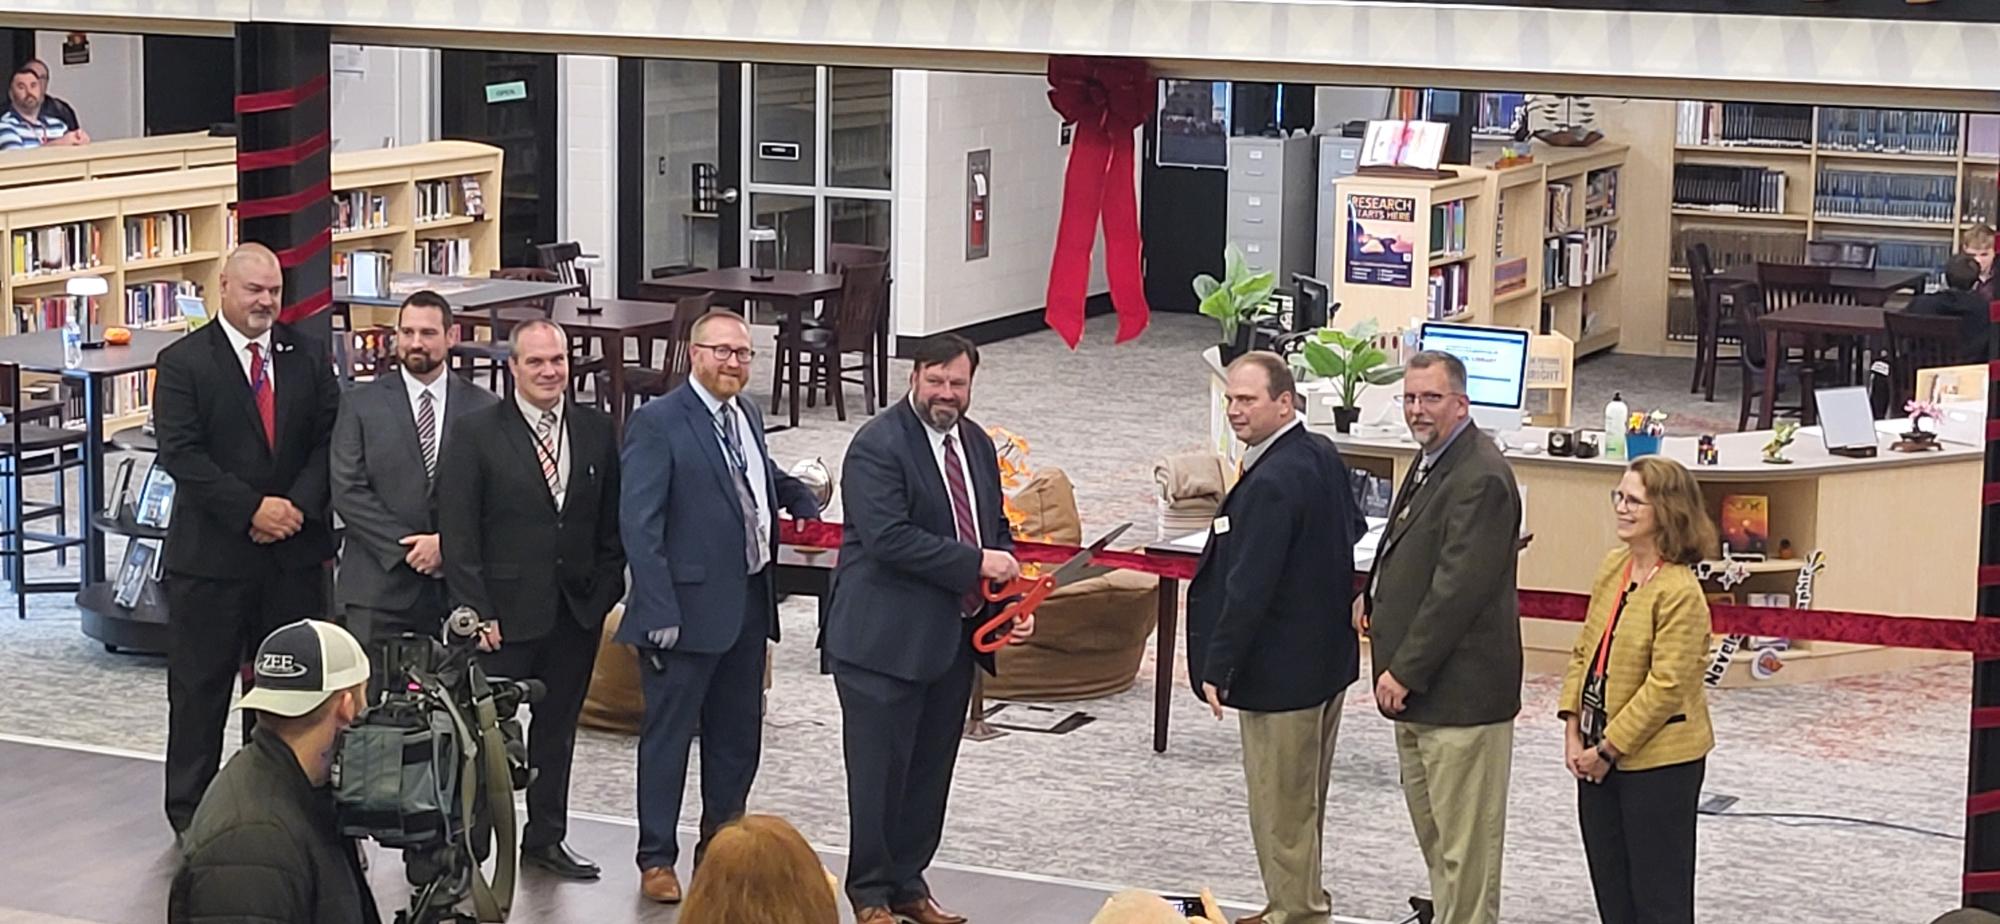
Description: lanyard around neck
1591,557,1662,679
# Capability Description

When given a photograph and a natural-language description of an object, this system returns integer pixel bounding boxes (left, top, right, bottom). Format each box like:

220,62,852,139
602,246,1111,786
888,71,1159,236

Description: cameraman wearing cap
170,620,381,924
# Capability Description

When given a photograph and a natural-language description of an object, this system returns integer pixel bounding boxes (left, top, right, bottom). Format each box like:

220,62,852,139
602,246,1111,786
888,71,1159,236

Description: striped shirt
0,109,69,151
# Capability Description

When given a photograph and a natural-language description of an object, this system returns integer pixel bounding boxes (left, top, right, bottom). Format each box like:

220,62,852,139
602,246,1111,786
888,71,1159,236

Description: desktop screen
1418,322,1529,409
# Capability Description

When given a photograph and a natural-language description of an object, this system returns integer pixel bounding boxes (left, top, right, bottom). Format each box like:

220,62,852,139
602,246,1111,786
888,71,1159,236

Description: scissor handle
982,573,1046,603
972,574,1055,652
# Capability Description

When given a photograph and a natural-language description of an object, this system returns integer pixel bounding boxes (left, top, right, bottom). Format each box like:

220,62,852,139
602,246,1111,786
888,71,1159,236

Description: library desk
1711,265,1929,306
0,329,181,650
1754,302,1893,428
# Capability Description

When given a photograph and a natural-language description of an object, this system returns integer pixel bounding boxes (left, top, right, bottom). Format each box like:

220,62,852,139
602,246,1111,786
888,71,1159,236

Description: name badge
1213,516,1231,535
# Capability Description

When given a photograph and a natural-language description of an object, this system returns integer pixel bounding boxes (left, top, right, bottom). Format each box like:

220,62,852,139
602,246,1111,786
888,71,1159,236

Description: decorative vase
1333,406,1360,434
1219,325,1254,364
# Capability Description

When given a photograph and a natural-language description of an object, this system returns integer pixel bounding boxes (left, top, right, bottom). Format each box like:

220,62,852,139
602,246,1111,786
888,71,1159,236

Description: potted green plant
1293,319,1404,433
1194,243,1279,364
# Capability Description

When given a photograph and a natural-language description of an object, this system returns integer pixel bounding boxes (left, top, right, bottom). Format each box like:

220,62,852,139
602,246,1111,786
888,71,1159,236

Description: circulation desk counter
1321,422,1978,684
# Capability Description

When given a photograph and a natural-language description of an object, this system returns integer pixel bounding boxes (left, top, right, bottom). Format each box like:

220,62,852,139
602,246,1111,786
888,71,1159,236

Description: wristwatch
1595,743,1619,767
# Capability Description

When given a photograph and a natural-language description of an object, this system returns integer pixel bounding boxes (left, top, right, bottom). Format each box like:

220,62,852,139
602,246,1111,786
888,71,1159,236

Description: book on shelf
1545,182,1574,234
1820,236,1947,275
336,250,393,298
122,212,194,261
459,175,486,219
1430,199,1469,256
1675,101,1813,148
415,238,473,276
1426,263,1470,320
1813,169,1955,223
112,539,160,609
1719,494,1770,560
1585,167,1619,222
133,463,175,529
12,295,88,333
334,190,390,233
1493,257,1530,296
1816,107,1960,156
1668,226,1806,274
1965,173,1998,229
104,370,155,421
124,280,199,328
1543,226,1617,291
415,179,457,222
12,222,103,277
224,208,239,250
1673,164,1789,214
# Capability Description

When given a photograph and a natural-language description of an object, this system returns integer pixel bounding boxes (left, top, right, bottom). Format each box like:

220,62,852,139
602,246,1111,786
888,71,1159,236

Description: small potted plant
1194,243,1279,364
1894,400,1943,452
1292,318,1404,433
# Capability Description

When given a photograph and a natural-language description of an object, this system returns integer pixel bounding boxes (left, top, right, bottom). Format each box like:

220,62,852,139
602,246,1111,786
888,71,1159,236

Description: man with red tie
154,243,341,842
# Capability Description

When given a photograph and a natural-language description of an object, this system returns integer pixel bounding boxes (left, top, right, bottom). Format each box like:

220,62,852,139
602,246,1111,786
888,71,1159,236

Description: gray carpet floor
0,313,1970,922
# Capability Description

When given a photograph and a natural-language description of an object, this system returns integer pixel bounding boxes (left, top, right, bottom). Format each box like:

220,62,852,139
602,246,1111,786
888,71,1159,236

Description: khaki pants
1393,720,1512,924
1239,691,1345,924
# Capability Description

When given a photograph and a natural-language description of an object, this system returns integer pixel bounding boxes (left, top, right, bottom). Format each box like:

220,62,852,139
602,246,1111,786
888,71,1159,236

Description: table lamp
748,227,778,282
66,275,109,349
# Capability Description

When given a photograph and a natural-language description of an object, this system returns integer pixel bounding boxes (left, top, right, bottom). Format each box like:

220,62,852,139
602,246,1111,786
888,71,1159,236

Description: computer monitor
1290,274,1331,333
1417,322,1531,433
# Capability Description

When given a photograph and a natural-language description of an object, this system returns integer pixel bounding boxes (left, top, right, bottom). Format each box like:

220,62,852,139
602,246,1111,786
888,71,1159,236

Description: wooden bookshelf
0,140,503,434
0,131,234,190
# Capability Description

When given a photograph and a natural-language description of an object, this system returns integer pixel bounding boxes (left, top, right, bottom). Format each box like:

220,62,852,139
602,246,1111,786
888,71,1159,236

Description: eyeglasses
695,343,756,364
1610,490,1650,510
1398,392,1457,407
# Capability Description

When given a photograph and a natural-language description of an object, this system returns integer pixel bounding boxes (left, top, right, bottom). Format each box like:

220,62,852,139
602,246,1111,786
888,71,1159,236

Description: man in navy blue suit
617,310,821,904
824,334,1031,924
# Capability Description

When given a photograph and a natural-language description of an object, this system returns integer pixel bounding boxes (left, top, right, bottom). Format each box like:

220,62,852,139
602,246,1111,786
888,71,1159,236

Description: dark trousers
479,603,598,850
345,581,451,705
164,567,327,832
1577,757,1706,924
635,574,770,871
833,648,975,910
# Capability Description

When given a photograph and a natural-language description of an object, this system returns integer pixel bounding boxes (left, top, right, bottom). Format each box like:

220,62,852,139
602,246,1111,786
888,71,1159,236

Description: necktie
717,403,769,573
416,390,438,479
942,433,981,616
534,409,562,503
247,342,274,449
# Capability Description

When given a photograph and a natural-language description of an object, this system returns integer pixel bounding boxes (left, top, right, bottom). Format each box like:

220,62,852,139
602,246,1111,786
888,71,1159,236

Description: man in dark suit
439,318,625,880
332,289,498,685
1364,350,1522,924
825,334,1029,924
1186,351,1362,924
154,243,341,837
617,310,822,903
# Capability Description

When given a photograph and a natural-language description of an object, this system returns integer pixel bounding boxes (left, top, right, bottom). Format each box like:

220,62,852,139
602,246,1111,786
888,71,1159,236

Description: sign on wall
1344,194,1417,288
61,33,89,66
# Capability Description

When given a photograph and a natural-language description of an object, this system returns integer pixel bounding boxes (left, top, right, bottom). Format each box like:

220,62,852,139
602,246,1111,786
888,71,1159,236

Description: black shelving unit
78,425,169,654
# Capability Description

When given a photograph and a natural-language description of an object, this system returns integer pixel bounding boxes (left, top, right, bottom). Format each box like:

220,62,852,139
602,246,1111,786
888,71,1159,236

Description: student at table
1961,224,1995,306
21,59,80,138
1908,254,1991,364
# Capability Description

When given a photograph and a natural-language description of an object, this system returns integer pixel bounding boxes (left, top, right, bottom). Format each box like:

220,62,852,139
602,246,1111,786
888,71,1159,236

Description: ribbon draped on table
1044,55,1153,348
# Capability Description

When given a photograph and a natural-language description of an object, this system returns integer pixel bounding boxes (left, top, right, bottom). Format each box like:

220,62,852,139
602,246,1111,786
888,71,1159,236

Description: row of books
124,280,199,328
415,179,458,223
1819,236,1948,273
334,190,390,233
1426,263,1470,321
1545,226,1617,291
1816,108,1961,156
104,369,155,422
1676,101,1814,148
123,212,194,262
1430,199,1469,256
335,250,393,299
1585,168,1619,222
1546,181,1575,234
1813,170,1956,224
1667,227,1807,274
12,223,103,277
12,295,86,334
1672,164,1790,214
1966,174,1999,230
415,238,473,276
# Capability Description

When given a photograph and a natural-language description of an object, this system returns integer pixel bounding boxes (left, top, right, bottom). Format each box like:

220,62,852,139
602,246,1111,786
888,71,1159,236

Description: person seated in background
1961,224,1995,305
677,814,839,924
169,620,379,924
1908,254,1991,364
0,63,83,151
22,59,79,137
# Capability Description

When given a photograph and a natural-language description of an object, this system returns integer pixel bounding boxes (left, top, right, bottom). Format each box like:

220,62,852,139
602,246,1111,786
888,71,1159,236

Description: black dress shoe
522,842,601,880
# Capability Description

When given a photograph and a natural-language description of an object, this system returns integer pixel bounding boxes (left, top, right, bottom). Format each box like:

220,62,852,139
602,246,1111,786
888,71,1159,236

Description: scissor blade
1048,522,1133,585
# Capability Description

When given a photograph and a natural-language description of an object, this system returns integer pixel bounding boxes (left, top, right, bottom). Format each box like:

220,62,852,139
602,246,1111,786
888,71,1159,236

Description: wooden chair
1687,242,1753,402
0,362,86,619
828,244,892,408
1883,311,1962,408
771,243,891,399
1732,289,1808,431
599,292,712,420
792,261,891,421
534,241,596,294
1757,262,1849,309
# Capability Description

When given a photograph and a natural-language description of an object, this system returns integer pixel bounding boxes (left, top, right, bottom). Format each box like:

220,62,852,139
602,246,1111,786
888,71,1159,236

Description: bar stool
0,362,88,619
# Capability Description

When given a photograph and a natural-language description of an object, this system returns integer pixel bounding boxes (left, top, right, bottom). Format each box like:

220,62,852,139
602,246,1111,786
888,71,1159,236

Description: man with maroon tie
154,243,341,842
823,334,1033,924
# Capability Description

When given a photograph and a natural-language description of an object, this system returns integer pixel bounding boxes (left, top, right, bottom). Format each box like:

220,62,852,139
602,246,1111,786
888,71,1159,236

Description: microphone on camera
443,606,483,642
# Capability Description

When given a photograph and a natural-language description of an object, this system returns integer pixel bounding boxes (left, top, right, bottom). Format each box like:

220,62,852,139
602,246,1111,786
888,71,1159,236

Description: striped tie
942,433,981,616
416,390,437,479
534,409,562,500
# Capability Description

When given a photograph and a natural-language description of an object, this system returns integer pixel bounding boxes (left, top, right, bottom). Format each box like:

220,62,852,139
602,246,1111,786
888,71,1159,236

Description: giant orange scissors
973,522,1132,653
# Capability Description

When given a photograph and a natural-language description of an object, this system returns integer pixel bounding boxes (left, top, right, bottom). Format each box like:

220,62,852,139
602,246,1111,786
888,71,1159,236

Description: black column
1966,279,2000,909
234,23,332,353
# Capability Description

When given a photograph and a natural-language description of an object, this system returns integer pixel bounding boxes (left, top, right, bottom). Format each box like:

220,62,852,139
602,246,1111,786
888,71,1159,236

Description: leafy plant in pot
1195,244,1279,364
1293,319,1404,433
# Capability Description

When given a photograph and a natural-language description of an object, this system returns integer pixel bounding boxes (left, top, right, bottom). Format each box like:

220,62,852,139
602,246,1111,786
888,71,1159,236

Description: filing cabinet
1225,135,1317,286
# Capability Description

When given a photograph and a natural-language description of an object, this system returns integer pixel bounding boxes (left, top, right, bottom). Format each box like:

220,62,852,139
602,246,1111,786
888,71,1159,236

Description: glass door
618,59,743,298
745,64,893,275
440,51,559,268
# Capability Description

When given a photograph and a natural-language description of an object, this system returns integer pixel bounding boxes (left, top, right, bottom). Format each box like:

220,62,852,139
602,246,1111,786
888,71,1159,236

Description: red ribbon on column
1045,56,1152,348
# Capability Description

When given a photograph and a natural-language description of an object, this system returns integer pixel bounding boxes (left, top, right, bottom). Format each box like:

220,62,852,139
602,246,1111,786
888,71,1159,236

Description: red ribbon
1044,56,1152,348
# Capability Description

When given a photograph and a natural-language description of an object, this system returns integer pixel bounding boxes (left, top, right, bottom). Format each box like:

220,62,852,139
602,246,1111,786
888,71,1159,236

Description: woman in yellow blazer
1559,455,1717,924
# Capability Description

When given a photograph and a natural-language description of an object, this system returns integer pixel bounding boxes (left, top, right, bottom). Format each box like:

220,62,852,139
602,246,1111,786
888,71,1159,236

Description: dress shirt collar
219,315,272,358
1241,414,1301,472
515,392,562,429
689,376,736,418
400,366,447,404
1421,417,1473,469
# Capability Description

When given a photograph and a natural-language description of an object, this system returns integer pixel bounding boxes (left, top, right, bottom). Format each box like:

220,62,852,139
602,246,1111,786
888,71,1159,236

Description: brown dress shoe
855,907,898,924
892,897,969,924
639,867,682,903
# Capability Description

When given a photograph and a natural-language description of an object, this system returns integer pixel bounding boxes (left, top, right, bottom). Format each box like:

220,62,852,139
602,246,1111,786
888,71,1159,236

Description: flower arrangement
1894,400,1943,452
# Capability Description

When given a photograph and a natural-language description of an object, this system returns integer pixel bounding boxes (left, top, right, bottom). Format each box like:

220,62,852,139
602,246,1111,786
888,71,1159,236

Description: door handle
718,187,740,205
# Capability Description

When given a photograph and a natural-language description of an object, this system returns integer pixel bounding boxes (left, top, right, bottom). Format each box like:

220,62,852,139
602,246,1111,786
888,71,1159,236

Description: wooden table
1755,302,1893,428
1713,265,1929,307
473,296,682,436
333,273,581,310
640,268,861,430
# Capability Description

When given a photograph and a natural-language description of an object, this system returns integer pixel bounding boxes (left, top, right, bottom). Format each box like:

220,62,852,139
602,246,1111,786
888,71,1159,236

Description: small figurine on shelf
1697,434,1719,466
1762,421,1799,465
1893,399,1943,453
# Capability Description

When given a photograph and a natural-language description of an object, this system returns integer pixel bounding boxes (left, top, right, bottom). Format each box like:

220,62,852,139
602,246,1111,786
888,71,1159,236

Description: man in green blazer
1362,350,1522,924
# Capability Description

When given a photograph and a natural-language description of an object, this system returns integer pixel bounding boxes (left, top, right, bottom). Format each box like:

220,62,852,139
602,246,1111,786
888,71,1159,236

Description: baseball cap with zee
234,619,371,717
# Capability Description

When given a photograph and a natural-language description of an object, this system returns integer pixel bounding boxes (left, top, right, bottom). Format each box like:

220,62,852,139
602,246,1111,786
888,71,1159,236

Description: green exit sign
484,80,528,104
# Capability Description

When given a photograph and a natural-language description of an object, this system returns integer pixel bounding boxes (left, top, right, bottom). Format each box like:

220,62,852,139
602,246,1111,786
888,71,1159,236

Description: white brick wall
559,55,618,297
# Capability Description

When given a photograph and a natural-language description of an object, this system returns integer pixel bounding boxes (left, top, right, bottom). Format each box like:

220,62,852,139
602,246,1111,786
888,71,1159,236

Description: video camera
333,608,540,924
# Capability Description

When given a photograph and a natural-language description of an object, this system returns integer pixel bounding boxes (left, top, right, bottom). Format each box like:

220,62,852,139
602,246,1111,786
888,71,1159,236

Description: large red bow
1045,56,1152,348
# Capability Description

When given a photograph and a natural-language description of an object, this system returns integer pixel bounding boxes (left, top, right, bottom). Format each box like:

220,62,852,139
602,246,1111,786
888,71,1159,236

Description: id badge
1579,674,1608,746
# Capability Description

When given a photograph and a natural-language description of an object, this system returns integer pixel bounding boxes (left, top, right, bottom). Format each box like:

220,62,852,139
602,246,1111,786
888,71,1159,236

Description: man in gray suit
332,290,499,673
1362,350,1522,924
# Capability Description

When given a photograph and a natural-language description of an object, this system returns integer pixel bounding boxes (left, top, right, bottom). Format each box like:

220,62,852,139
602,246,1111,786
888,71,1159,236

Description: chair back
1806,239,1878,271
1687,242,1718,335
1757,262,1848,309
489,266,561,318
535,242,591,293
833,262,891,353
1731,286,1771,373
660,292,715,392
1884,311,1962,406
827,244,889,273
